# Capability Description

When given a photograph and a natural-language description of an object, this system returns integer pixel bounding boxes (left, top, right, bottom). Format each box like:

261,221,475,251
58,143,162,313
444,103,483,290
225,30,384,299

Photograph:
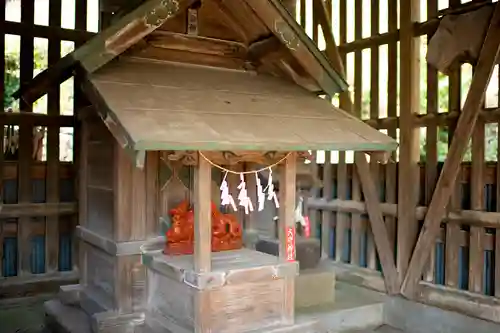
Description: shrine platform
44,274,500,333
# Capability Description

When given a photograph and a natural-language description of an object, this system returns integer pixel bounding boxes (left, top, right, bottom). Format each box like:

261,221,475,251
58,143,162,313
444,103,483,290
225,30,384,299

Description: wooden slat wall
0,0,93,298
303,0,500,314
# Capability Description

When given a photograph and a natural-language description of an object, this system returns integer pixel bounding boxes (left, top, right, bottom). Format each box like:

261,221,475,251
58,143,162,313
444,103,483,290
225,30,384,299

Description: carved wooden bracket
164,150,311,166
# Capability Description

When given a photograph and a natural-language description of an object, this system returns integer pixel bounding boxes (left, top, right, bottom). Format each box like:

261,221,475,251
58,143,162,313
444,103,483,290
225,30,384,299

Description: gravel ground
0,295,52,333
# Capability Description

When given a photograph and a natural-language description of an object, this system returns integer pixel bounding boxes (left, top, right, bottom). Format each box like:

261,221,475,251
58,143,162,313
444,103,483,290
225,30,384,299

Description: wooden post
279,152,296,324
194,152,212,273
279,153,297,259
312,0,399,294
321,151,333,258
18,0,35,276
397,0,421,284
401,3,500,298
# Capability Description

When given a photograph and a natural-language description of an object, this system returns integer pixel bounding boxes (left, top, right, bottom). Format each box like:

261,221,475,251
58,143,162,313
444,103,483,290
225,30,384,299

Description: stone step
45,299,92,333
339,325,404,333
244,319,320,333
139,318,319,333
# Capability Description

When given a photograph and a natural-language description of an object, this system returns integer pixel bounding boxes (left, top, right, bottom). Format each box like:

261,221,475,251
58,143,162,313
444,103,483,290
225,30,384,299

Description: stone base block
45,297,145,333
255,237,321,270
243,229,261,249
45,299,91,333
59,284,82,306
295,268,336,309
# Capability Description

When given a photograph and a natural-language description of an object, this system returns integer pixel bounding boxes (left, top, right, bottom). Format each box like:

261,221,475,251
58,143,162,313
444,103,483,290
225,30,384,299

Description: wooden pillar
194,152,212,273
279,153,297,258
397,0,421,283
322,151,333,259
278,152,297,324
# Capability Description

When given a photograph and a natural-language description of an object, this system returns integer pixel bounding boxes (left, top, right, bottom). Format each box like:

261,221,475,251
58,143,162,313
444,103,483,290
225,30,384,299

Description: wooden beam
0,271,79,299
354,153,399,294
0,113,74,127
417,281,500,324
247,35,283,61
194,152,212,273
243,0,348,96
3,20,94,43
146,31,247,58
78,0,198,72
312,0,398,295
307,198,500,229
0,203,76,218
400,3,500,298
128,44,246,70
278,152,296,325
210,0,249,44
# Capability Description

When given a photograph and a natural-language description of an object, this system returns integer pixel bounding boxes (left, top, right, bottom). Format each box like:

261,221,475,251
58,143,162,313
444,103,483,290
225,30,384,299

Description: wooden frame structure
14,1,396,332
4,0,500,329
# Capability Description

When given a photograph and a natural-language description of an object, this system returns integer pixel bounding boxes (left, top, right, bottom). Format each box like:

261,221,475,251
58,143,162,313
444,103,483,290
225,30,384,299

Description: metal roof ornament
145,0,180,27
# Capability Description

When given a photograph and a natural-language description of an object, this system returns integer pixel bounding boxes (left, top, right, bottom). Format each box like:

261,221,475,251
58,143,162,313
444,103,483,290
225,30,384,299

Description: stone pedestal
255,236,336,309
295,267,336,309
44,229,154,333
255,237,321,270
142,243,308,333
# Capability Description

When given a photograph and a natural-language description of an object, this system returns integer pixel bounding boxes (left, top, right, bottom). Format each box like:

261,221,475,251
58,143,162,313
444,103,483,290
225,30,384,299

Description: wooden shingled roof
14,0,348,105
82,58,397,153
13,0,397,167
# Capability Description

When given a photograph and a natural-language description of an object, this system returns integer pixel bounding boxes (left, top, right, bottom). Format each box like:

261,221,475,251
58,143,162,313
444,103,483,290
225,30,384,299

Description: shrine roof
82,57,397,153
13,0,348,105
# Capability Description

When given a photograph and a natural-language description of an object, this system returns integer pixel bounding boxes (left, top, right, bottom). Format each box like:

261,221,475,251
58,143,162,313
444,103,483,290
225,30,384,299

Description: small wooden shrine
15,0,397,332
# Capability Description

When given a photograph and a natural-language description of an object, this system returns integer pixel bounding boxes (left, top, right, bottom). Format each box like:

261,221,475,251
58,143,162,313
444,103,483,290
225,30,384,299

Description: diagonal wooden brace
400,2,500,298
312,0,399,295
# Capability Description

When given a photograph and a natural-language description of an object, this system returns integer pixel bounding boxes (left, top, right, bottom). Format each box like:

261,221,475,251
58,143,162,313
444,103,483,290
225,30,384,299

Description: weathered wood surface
144,248,298,333
83,108,158,241
401,3,500,298
243,0,348,95
427,5,495,75
76,109,155,315
143,247,298,289
88,57,396,153
165,150,311,166
85,113,116,239
194,151,212,273
80,242,117,313
79,240,147,315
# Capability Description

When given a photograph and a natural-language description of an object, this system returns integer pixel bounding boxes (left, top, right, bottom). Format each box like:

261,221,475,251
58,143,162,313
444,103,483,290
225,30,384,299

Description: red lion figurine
164,200,242,255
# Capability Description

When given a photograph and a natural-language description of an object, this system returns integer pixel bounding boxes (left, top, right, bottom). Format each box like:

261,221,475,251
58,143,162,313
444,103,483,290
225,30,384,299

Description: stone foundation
295,267,336,309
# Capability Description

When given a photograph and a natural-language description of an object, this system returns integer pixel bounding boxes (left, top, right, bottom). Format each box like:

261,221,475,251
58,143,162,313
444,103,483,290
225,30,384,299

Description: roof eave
132,140,398,153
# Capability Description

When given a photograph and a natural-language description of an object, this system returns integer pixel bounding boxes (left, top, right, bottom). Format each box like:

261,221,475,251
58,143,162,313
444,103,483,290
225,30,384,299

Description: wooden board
87,57,397,153
144,248,297,332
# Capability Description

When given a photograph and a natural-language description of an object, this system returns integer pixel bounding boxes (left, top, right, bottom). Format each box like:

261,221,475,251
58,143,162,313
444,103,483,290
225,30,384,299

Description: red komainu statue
164,200,242,255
